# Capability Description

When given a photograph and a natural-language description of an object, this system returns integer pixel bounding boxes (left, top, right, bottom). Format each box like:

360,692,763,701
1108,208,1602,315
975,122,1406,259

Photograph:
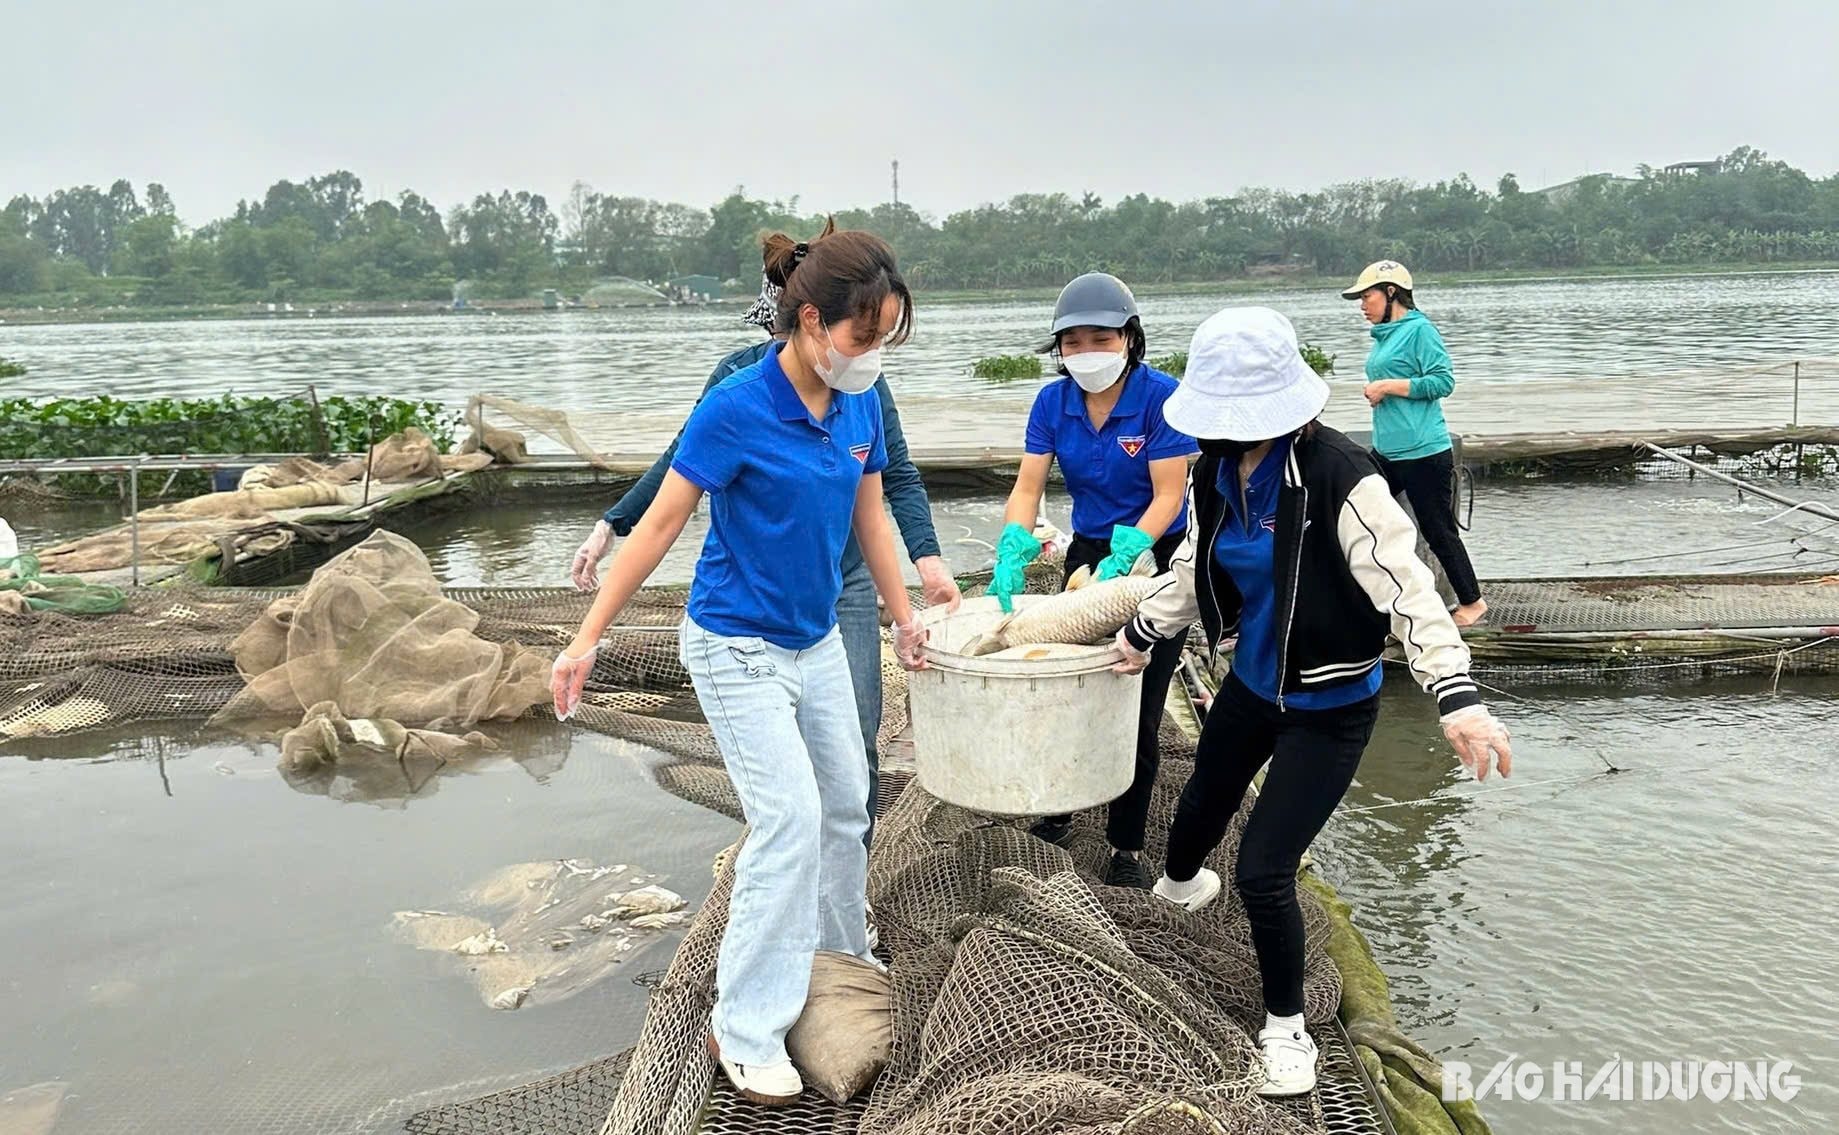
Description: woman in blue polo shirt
991,272,1197,889
551,224,928,1108
570,241,960,849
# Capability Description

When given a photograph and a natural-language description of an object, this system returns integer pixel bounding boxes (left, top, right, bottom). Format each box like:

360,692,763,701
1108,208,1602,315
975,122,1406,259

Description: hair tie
792,242,809,262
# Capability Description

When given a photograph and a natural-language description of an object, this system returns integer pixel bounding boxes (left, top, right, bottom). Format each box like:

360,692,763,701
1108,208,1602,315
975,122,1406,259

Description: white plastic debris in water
613,885,685,917
392,857,695,1011
452,928,508,956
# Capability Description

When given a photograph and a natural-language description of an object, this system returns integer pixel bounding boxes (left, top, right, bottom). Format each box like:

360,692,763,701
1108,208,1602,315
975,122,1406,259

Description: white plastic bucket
907,595,1143,816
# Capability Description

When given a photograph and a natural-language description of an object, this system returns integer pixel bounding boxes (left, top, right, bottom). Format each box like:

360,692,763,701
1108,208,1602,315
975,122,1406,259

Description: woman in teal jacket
1342,260,1485,626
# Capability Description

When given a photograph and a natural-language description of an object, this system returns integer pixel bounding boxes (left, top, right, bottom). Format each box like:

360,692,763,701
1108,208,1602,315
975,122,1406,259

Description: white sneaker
1152,868,1222,913
707,1035,803,1106
1255,1024,1319,1097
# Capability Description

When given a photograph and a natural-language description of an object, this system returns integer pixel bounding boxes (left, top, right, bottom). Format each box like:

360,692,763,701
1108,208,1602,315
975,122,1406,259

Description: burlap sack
786,950,894,1104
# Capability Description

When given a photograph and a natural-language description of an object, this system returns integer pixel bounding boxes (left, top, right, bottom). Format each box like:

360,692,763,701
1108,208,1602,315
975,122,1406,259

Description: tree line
3,145,1837,308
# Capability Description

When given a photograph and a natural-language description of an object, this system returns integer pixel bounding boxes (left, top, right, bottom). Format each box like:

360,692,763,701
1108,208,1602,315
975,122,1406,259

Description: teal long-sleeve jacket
1364,309,1455,460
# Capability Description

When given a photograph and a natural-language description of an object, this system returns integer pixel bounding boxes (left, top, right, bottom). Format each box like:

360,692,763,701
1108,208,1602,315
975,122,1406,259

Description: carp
962,554,1161,657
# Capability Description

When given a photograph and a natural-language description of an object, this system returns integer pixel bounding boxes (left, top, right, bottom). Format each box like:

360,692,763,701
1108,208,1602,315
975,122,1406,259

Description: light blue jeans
833,559,882,843
680,614,872,1067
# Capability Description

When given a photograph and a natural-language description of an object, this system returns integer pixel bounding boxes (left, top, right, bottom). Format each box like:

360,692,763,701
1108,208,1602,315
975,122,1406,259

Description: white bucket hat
1161,307,1330,442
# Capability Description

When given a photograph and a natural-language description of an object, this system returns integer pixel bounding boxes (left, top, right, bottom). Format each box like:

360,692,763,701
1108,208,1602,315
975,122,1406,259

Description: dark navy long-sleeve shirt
602,339,942,569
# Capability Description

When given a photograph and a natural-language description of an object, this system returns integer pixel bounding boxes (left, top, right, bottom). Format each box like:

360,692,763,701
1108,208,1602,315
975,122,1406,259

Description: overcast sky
7,0,1837,226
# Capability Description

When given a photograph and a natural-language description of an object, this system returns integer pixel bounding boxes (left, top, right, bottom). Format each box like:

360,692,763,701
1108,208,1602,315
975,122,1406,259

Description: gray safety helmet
1050,272,1138,335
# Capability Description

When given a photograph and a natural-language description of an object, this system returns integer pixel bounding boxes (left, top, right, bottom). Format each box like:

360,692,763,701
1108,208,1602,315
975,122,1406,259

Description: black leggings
1165,672,1379,1018
1047,529,1190,853
1374,449,1481,606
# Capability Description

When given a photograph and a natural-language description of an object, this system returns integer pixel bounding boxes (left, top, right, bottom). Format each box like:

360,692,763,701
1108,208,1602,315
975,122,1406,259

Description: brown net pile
210,532,550,733
598,742,1348,1135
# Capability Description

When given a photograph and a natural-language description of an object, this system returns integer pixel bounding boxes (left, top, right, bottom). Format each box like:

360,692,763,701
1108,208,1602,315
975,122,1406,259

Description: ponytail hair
764,216,914,347
761,217,834,288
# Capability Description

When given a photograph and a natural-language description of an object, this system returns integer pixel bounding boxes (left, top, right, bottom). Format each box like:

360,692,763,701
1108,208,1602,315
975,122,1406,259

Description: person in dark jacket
569,235,961,844
1115,306,1513,1099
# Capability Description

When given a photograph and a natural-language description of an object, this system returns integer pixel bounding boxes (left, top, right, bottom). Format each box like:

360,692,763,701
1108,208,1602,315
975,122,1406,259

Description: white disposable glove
1112,627,1151,675
1033,512,1069,560
1440,705,1513,782
551,642,599,720
892,615,929,671
571,520,615,591
915,555,962,613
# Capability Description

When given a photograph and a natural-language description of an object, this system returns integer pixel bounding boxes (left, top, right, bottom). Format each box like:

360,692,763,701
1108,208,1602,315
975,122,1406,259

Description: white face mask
1062,351,1127,393
813,327,882,394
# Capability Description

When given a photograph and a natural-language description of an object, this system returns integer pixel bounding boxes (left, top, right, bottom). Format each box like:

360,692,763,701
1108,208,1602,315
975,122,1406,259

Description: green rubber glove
990,522,1042,613
1095,524,1154,581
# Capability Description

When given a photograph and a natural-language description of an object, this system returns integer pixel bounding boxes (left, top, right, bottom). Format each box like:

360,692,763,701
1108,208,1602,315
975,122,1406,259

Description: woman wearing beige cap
1342,260,1486,626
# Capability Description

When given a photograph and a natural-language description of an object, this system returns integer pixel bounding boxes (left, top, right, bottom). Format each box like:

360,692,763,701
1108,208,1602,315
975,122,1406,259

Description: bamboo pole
1636,442,1839,525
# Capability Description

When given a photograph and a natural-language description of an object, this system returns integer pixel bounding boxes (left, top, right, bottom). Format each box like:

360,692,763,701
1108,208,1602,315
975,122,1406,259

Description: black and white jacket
1122,425,1482,716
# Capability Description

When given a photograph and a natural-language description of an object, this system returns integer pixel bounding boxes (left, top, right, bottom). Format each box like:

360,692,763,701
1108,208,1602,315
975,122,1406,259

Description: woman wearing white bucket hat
1112,306,1513,1098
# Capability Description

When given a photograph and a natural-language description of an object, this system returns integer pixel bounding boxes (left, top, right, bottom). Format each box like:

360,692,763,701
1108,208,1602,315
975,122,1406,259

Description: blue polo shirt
672,342,887,649
1215,439,1382,710
1024,364,1195,540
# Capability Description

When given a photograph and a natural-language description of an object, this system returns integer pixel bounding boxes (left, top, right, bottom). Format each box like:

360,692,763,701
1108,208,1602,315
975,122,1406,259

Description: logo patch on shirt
1117,435,1147,458
849,443,872,464
1260,515,1278,534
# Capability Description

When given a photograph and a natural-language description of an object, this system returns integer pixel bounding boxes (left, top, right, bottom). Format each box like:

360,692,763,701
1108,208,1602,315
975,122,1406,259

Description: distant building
1662,160,1723,176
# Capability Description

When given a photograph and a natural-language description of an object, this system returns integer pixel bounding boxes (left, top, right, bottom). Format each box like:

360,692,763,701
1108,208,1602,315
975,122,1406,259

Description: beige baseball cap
1340,259,1414,299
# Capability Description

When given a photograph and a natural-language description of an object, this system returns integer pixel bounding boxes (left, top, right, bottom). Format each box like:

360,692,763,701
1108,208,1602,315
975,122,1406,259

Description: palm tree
1463,228,1489,270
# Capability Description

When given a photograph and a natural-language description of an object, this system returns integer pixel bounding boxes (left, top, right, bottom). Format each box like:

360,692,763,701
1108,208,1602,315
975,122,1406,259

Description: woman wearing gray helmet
992,271,1197,888
1114,306,1512,1097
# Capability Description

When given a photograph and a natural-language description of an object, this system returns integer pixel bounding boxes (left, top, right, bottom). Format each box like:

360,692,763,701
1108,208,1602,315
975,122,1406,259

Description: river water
4,273,1837,1133
6,270,1838,412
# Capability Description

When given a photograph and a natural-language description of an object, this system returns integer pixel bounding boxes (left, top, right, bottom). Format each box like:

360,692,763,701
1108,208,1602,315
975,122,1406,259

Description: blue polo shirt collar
763,341,841,426
1060,362,1150,424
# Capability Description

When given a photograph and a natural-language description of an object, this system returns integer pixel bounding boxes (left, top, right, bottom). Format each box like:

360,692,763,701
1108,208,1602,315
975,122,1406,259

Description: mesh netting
9,559,1834,743
401,1048,636,1135
589,751,1354,1135
14,540,1837,1133
1459,574,1839,686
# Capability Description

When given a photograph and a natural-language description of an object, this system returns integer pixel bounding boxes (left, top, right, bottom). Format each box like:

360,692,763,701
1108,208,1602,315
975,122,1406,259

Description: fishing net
11,525,1839,1134
211,531,550,734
